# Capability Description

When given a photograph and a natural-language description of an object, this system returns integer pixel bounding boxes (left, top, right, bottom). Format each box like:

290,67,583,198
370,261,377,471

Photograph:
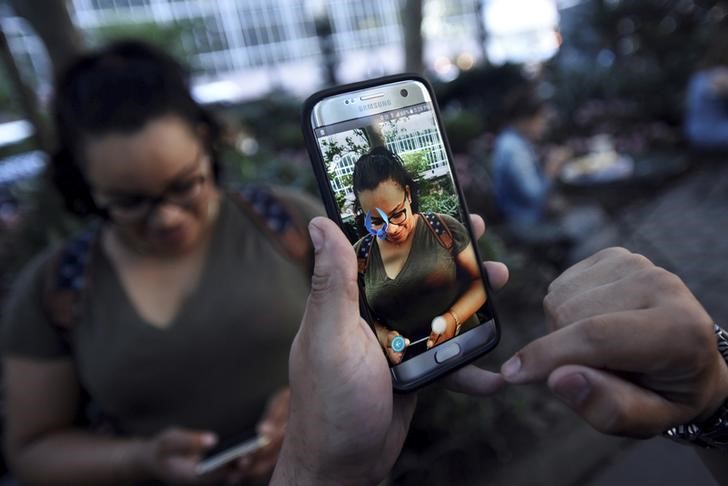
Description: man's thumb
547,365,680,438
304,217,360,334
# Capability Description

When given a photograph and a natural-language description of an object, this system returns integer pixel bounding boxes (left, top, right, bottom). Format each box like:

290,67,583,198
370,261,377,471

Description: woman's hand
426,313,457,349
385,330,409,364
374,322,408,365
139,426,218,484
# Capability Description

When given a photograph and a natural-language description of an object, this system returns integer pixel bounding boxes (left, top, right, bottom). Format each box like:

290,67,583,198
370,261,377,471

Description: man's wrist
665,323,728,449
112,438,153,482
699,354,728,422
123,439,154,481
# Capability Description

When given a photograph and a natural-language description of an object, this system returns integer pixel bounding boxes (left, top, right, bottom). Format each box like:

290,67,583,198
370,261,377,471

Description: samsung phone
195,433,269,475
302,74,500,392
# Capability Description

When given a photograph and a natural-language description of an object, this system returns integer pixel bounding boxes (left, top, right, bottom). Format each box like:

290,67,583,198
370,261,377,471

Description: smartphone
195,433,270,476
302,74,500,392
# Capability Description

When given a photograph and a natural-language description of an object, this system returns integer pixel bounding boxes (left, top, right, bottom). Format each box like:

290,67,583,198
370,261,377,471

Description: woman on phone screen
352,147,486,365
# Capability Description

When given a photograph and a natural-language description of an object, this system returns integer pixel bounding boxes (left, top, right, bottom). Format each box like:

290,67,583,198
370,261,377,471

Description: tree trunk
364,124,386,148
0,27,52,153
8,0,84,75
402,0,424,74
475,0,489,66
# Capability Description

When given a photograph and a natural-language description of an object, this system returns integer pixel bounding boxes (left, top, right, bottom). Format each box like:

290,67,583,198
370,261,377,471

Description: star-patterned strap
232,186,311,264
421,213,454,253
43,225,100,331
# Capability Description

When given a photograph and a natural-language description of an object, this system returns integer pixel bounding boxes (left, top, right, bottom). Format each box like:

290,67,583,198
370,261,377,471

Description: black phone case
301,73,500,392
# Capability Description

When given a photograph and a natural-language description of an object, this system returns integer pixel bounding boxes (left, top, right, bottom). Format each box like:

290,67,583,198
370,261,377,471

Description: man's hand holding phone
271,216,507,485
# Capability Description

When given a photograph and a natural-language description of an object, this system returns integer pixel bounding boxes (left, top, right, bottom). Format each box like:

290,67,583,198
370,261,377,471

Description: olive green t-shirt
1,189,322,438
357,213,478,350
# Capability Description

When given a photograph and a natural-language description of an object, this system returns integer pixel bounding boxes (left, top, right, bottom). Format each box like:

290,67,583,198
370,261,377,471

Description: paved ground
617,161,728,324
581,159,728,485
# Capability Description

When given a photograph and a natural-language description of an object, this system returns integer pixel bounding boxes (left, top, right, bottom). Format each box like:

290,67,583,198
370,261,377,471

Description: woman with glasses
1,41,321,484
352,147,486,365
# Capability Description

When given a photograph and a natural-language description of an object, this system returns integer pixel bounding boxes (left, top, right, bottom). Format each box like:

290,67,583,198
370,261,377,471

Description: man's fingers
466,213,510,291
546,249,652,311
469,214,485,240
501,309,690,384
303,217,361,337
547,365,687,438
545,277,651,329
547,247,624,291
484,261,509,291
441,364,504,396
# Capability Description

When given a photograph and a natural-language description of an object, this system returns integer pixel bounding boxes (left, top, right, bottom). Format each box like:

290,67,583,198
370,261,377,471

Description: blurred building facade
329,125,449,202
1,0,485,102
0,0,565,103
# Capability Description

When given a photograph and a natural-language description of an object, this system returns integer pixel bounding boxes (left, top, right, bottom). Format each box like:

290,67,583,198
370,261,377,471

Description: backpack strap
356,234,375,275
421,212,455,254
43,226,99,333
41,225,122,433
231,186,311,265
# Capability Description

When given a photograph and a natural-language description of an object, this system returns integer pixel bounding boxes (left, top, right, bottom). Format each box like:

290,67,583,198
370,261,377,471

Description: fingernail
202,433,217,447
552,373,591,407
501,355,521,379
309,222,324,251
259,422,274,437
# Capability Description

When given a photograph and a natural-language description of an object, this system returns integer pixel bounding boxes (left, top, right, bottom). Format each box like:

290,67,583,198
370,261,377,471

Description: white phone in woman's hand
196,434,270,475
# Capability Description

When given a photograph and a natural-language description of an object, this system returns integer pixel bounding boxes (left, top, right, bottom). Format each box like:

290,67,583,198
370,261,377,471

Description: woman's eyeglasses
368,193,408,228
95,154,210,222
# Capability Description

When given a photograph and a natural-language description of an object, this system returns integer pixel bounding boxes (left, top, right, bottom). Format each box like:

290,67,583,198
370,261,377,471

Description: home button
435,343,461,363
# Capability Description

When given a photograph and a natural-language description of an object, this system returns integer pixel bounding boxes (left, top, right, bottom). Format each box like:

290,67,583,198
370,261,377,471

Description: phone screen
310,80,497,373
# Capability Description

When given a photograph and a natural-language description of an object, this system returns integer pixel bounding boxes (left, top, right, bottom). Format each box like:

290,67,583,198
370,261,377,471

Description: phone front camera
400,89,409,97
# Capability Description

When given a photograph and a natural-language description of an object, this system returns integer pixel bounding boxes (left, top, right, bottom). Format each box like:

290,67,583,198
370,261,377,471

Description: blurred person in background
491,86,610,262
491,86,567,228
270,218,728,485
684,31,728,151
1,40,322,484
